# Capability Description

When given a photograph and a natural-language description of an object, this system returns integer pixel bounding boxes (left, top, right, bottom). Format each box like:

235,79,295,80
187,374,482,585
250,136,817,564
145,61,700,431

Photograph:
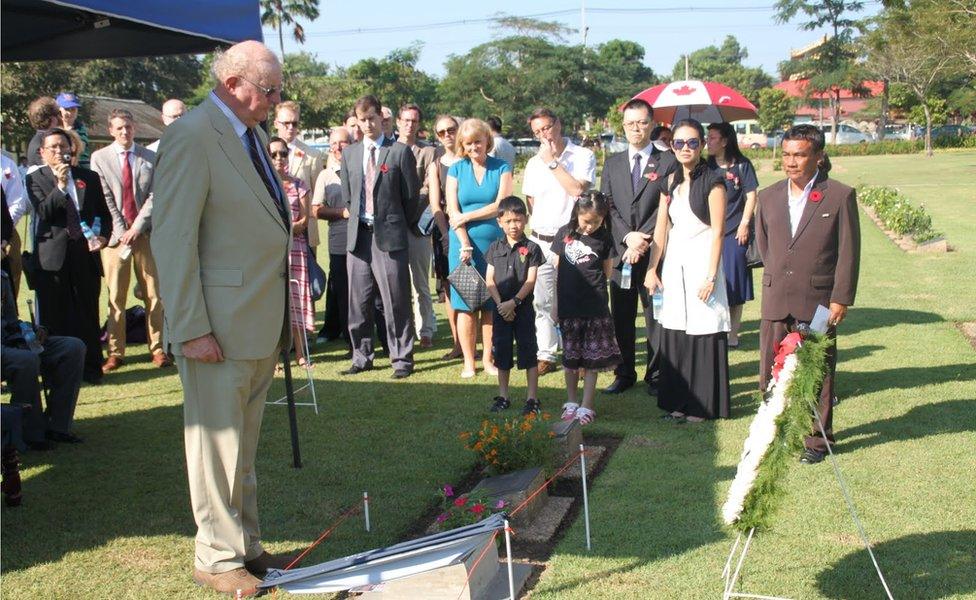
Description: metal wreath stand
721,398,895,600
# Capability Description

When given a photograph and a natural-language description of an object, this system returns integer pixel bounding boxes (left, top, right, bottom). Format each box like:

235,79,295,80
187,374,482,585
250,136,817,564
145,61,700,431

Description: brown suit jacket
755,172,860,322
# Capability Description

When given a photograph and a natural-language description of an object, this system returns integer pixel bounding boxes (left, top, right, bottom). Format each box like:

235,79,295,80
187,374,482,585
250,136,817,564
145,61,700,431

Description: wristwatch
547,160,559,170
705,275,716,283
513,296,523,307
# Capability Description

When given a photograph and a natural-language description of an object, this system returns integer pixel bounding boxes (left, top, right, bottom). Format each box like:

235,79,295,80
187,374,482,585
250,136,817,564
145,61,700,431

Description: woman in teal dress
446,118,514,378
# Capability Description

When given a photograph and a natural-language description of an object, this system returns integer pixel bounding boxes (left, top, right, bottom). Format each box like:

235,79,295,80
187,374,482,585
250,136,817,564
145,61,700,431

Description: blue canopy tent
1,0,262,61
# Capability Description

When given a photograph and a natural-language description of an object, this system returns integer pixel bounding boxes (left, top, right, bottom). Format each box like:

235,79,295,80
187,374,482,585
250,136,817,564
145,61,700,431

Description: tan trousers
177,353,276,573
101,236,164,356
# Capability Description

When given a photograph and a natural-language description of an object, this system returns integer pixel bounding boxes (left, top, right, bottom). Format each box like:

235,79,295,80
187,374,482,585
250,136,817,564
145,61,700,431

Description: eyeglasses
276,120,299,128
270,150,289,159
532,122,555,137
436,126,457,137
672,138,701,150
622,119,652,130
240,76,280,98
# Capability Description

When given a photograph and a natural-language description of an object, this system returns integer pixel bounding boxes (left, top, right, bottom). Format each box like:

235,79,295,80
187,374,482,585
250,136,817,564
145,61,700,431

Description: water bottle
80,220,94,240
18,322,43,353
620,263,632,290
652,289,663,315
91,216,101,237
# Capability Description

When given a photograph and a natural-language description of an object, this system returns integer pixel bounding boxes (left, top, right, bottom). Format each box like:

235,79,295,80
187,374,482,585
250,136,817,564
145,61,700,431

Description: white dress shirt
522,139,596,236
1,154,29,226
787,170,819,237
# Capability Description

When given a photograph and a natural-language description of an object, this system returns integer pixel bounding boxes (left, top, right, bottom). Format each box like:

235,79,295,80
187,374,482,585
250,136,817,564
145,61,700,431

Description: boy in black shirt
485,196,545,414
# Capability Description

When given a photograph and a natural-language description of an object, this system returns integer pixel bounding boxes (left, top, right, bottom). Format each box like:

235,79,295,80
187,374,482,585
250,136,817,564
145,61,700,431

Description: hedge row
743,135,976,160
857,185,942,244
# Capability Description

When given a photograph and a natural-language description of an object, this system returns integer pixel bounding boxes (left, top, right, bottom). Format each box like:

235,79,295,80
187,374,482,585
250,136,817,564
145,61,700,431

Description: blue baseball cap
56,92,81,109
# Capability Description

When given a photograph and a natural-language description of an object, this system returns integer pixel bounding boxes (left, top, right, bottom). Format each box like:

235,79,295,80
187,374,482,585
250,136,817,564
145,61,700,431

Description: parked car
813,123,871,145
880,124,921,141
930,124,970,139
732,120,768,149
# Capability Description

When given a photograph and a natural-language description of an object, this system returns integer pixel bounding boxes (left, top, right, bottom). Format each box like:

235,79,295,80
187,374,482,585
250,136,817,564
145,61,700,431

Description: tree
776,0,869,143
863,1,964,155
261,0,320,61
346,44,438,120
757,88,795,134
669,36,774,103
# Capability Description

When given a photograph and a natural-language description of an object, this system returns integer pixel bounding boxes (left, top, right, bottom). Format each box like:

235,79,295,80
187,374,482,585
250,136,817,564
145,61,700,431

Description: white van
732,120,768,149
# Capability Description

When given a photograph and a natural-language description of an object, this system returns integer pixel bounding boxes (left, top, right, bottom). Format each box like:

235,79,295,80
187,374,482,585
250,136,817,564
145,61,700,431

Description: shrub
459,413,556,476
858,185,942,243
433,484,507,531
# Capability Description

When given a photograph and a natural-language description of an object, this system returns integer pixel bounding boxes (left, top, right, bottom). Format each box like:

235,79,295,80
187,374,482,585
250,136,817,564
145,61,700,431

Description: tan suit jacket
288,138,324,246
90,143,155,245
755,172,860,322
151,97,291,360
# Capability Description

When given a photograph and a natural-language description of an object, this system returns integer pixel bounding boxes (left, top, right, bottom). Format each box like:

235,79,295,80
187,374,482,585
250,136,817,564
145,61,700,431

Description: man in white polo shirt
522,108,595,376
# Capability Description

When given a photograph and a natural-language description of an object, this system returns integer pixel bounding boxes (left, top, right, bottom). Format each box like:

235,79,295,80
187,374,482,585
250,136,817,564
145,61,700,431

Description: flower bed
858,185,943,245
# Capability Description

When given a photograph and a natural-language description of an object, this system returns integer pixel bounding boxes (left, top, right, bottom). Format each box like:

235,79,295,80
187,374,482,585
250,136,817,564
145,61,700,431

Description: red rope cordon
454,529,501,600
510,448,589,517
284,504,361,570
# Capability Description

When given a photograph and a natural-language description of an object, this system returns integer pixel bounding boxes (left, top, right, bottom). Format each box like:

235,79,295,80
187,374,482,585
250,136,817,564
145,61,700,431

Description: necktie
364,145,376,216
64,186,83,240
244,128,287,223
121,151,138,226
631,153,643,194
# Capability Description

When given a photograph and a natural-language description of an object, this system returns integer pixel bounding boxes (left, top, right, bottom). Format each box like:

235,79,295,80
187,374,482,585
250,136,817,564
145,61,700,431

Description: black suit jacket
340,136,421,253
603,148,677,284
26,165,111,273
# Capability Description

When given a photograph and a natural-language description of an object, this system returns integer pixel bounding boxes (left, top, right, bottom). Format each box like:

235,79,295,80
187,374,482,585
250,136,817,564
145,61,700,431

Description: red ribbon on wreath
771,331,803,382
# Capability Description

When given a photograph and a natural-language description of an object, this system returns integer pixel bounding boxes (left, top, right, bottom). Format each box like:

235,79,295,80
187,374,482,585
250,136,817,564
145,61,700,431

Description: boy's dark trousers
491,302,538,371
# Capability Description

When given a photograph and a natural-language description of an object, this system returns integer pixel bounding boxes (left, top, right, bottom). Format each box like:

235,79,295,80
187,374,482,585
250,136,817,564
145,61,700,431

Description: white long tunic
658,184,731,335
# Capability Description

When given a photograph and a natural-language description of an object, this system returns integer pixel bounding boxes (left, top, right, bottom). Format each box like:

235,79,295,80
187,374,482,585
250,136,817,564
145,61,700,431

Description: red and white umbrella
632,80,757,124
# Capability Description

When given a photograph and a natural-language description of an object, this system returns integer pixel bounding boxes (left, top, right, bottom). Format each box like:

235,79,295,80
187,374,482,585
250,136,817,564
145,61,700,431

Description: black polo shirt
485,237,545,302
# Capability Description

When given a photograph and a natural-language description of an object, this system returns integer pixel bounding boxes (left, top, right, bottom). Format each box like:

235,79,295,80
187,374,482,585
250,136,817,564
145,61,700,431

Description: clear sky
262,0,881,81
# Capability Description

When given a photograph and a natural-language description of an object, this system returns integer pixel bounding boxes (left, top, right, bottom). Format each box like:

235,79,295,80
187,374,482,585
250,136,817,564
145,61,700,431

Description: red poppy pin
646,172,659,182
518,245,529,262
379,163,389,173
294,149,304,158
75,179,86,190
809,190,823,203
726,170,740,190
563,235,573,243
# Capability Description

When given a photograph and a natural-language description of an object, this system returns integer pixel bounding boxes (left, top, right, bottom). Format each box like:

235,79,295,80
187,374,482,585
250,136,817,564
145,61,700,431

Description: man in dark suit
756,124,861,464
341,95,422,379
26,128,111,384
603,98,678,395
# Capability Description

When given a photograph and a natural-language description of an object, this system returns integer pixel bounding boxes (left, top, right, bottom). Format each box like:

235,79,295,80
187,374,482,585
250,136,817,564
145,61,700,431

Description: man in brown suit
756,124,861,464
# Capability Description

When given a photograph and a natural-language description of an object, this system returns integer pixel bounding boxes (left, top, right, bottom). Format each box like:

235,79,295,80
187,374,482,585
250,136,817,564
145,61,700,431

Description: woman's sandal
576,407,596,425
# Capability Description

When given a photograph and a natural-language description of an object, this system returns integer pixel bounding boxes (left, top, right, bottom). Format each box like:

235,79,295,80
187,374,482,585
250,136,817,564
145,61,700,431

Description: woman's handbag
447,262,489,310
745,225,763,269
307,243,327,302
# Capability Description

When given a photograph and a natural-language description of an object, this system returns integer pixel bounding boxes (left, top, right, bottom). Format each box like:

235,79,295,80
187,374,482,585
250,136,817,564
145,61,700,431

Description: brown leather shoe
192,567,261,596
101,356,124,373
537,360,559,376
244,551,296,576
152,351,173,368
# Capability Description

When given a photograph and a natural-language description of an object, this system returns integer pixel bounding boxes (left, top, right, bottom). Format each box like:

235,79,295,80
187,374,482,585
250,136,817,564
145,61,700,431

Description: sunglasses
240,76,280,98
270,150,289,159
672,138,701,150
436,126,457,137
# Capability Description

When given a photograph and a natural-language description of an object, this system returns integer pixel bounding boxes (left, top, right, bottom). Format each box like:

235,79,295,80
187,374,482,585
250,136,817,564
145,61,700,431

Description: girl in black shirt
550,192,622,425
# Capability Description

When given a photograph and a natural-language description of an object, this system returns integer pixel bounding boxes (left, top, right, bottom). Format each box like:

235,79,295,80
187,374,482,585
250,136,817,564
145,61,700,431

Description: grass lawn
3,151,975,599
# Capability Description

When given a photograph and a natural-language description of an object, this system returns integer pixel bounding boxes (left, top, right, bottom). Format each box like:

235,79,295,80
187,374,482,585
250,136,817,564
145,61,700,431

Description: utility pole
685,54,690,80
581,0,588,47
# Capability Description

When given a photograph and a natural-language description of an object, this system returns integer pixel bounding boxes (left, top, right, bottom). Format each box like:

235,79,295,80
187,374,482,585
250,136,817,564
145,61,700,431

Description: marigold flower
474,441,484,451
459,431,471,440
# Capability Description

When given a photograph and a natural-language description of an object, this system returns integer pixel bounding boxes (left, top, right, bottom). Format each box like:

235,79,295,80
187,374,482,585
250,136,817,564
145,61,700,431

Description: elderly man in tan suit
756,124,860,465
151,41,292,597
90,107,169,372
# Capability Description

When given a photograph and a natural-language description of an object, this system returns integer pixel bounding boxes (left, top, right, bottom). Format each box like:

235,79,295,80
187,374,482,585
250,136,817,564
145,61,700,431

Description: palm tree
261,0,321,61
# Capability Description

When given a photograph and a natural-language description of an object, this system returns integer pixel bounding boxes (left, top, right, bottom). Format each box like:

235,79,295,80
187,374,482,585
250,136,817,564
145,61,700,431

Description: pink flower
379,163,389,173
494,499,506,510
436,512,450,523
809,190,823,203
443,484,454,498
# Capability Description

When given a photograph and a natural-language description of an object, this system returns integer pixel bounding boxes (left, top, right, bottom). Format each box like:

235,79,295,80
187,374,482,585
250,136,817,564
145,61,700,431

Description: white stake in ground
363,491,371,532
579,444,592,551
504,518,515,600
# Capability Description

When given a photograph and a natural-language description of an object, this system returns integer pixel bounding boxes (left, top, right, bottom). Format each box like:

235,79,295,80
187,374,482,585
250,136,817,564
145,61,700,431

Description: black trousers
34,242,104,381
609,278,660,385
320,252,349,343
1,336,85,441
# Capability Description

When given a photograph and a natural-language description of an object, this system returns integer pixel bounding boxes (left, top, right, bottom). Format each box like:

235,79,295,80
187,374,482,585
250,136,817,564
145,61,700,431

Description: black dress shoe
341,365,373,375
800,449,826,464
46,431,83,444
603,378,634,394
391,368,412,379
